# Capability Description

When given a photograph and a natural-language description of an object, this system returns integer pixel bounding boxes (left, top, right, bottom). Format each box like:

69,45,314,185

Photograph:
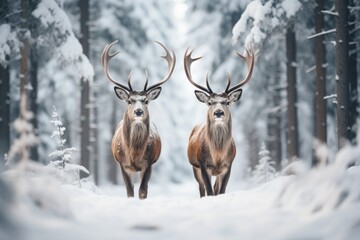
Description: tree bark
348,0,358,144
20,0,29,117
286,28,299,162
267,61,282,170
0,0,11,167
92,85,99,184
335,0,350,148
246,126,260,171
108,98,118,184
18,0,30,161
29,48,39,161
313,0,327,166
79,0,91,178
0,65,10,167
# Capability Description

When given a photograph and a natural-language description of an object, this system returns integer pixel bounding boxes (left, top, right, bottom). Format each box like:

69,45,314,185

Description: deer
184,47,254,197
101,40,176,199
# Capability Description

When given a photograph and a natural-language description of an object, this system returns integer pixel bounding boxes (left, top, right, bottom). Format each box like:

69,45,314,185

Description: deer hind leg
139,165,152,200
193,167,205,197
120,165,134,198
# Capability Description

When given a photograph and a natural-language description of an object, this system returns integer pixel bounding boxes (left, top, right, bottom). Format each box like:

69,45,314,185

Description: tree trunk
348,0,358,144
246,126,261,171
335,0,350,148
286,28,299,162
20,0,29,116
92,85,99,184
29,48,39,161
267,61,282,171
0,0,11,167
79,0,91,178
18,0,30,161
0,65,10,167
313,0,327,166
108,98,118,184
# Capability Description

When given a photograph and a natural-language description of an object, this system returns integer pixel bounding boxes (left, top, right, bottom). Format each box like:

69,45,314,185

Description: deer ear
194,90,210,103
114,87,129,101
147,87,162,101
228,89,242,103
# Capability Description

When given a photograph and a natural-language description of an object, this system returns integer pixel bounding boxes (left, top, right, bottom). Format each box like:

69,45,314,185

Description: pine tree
49,106,76,169
49,107,88,184
79,0,91,179
335,0,350,148
251,143,276,185
6,110,38,165
0,0,11,167
286,27,299,162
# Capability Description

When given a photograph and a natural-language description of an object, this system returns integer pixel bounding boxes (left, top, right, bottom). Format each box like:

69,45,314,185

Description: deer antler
225,47,255,94
145,41,176,92
101,40,132,92
102,41,175,92
184,47,213,94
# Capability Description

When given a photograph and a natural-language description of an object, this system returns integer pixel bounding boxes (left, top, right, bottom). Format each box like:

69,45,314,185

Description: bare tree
348,0,358,144
313,0,327,166
335,0,350,148
0,0,11,166
79,0,91,178
267,61,283,170
286,27,299,162
108,98,119,184
20,0,30,117
29,48,39,161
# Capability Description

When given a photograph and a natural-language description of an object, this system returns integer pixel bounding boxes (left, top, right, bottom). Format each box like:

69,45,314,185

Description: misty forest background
0,0,359,185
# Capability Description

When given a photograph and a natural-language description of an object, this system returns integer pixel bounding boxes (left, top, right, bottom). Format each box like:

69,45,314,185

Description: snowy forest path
19,177,359,240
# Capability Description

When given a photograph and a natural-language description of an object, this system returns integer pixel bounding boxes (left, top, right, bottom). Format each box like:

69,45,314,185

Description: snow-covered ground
1,156,360,240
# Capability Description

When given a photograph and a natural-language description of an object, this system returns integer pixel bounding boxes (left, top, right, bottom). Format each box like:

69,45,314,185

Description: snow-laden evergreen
251,143,276,185
48,107,88,184
6,110,38,165
32,0,94,81
0,24,17,66
232,0,304,49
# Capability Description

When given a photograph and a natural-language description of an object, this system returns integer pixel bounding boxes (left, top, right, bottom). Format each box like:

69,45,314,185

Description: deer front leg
214,177,220,195
200,162,213,196
120,165,134,198
139,165,152,199
193,167,205,197
214,165,232,195
219,165,232,195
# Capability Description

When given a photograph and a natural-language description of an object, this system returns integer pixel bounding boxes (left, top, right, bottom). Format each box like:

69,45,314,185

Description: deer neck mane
123,112,150,159
206,115,232,151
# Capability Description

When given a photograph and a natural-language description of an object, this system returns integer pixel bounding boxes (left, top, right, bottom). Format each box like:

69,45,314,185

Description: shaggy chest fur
112,119,150,171
188,123,236,176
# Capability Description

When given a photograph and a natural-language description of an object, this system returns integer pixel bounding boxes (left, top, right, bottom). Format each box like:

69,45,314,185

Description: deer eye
207,101,212,106
226,100,230,105
144,99,149,104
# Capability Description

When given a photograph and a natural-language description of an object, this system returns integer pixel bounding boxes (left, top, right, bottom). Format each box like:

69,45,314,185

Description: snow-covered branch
232,0,303,50
32,0,94,81
324,94,337,100
321,10,338,16
0,24,18,66
307,29,336,39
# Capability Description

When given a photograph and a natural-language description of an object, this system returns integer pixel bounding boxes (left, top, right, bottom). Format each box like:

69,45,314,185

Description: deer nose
214,109,224,118
134,108,144,117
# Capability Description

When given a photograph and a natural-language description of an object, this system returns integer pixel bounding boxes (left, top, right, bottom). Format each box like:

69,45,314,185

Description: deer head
184,47,254,127
101,40,176,123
